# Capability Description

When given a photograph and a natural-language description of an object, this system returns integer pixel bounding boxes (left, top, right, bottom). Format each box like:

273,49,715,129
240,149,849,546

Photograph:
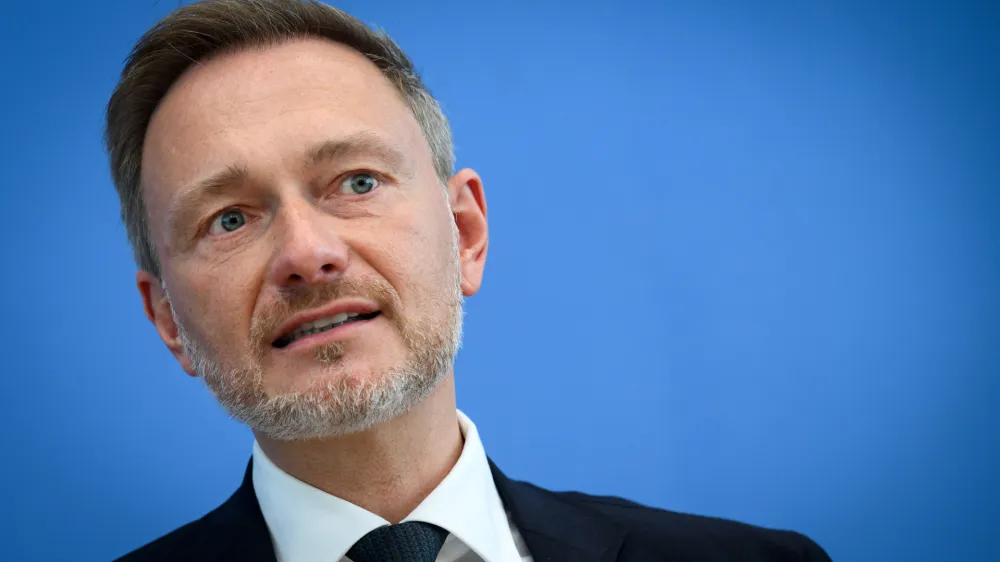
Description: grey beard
169,243,464,441
178,293,462,441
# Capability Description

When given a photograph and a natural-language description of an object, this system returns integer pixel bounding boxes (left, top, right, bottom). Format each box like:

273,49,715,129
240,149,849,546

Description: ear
136,270,197,377
447,168,488,297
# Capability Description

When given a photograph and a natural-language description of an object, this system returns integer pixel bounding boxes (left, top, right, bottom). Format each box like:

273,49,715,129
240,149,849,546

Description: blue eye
210,210,246,235
339,172,379,195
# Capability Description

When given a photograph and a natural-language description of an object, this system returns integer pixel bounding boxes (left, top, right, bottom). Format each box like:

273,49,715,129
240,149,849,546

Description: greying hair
104,0,454,277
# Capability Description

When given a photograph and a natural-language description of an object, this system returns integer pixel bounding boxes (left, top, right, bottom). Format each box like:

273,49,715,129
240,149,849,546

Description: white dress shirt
252,410,533,562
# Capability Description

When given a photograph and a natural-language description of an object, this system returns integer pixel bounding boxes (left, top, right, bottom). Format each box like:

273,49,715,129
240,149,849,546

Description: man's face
138,38,485,440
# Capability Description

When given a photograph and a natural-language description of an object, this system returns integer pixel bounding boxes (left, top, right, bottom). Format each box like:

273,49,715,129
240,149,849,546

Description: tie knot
347,521,449,562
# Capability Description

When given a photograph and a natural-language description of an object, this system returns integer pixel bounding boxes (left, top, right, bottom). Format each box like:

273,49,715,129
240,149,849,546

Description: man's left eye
338,172,379,195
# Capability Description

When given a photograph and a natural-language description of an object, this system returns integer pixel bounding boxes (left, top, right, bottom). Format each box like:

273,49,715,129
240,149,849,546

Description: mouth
272,310,381,349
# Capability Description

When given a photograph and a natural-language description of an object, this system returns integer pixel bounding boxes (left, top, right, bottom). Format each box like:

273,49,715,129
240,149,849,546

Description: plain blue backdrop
1,0,997,560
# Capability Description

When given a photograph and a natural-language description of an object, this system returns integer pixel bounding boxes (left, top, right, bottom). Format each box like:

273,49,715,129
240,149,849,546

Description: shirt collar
252,410,520,562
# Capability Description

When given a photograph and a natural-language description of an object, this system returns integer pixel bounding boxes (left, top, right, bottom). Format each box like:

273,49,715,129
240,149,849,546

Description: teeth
286,312,366,343
315,313,350,329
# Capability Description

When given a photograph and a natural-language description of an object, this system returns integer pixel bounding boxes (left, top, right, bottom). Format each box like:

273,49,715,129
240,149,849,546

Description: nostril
277,261,342,285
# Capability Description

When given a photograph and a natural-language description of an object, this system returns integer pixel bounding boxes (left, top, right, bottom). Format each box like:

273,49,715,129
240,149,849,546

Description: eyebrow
304,132,409,172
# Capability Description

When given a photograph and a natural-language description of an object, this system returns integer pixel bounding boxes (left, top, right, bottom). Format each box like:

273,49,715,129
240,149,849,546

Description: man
105,1,831,560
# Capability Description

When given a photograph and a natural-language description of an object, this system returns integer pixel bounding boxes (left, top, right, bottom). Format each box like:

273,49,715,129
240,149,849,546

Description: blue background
1,0,997,560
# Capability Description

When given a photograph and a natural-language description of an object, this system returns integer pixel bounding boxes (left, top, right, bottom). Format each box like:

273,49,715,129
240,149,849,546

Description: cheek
171,265,259,350
397,211,458,301
353,199,453,296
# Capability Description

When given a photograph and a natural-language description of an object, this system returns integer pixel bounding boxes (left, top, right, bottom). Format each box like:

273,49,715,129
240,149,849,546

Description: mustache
249,277,399,347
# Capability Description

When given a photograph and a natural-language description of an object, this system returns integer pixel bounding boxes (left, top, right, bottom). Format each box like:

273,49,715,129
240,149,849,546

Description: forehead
140,37,429,224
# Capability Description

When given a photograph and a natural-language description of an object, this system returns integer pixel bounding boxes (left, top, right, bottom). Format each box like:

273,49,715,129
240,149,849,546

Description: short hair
104,0,454,277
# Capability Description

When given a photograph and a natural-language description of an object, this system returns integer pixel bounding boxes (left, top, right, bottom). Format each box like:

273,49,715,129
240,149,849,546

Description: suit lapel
202,461,277,562
489,460,628,562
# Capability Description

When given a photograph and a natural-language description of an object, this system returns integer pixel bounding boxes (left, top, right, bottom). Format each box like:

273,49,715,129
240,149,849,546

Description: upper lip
271,299,380,344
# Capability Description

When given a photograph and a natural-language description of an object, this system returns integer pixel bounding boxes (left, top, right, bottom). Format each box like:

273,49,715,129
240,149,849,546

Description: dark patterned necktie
346,521,449,562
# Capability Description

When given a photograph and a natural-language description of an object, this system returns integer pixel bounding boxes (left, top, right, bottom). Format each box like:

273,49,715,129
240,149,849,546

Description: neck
253,374,462,524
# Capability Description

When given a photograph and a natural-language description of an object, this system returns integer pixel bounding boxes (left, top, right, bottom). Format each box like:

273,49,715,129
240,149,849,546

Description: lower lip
276,315,380,352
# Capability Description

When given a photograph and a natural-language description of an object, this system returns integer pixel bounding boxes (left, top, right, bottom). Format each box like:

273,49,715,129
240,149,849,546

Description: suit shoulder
113,500,244,562
114,517,206,562
113,464,269,562
553,490,831,561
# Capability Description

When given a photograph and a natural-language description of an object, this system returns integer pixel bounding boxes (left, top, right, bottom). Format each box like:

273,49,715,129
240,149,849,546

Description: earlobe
136,270,197,377
447,168,489,297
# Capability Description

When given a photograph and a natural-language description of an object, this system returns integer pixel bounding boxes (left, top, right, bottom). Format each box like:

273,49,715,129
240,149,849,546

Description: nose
267,199,349,288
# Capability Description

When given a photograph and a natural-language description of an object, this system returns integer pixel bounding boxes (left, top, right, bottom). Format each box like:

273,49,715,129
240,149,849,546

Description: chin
266,356,393,396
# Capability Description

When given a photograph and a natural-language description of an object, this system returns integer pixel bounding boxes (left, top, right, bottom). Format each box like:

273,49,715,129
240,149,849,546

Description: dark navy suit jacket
116,461,832,561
